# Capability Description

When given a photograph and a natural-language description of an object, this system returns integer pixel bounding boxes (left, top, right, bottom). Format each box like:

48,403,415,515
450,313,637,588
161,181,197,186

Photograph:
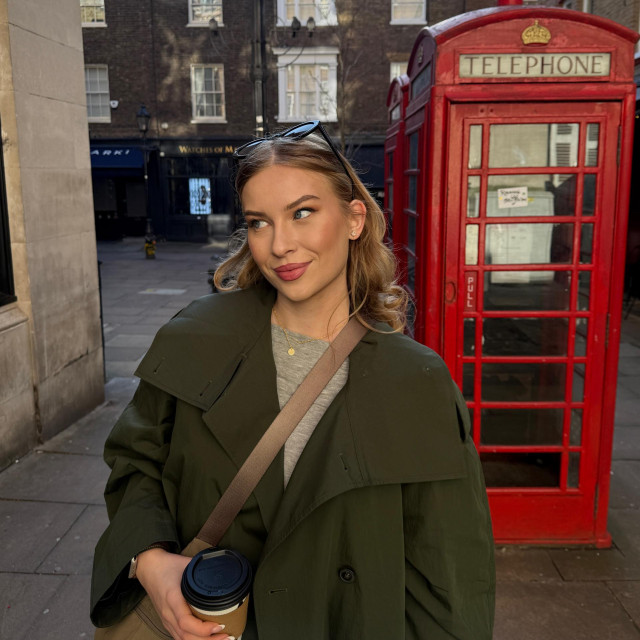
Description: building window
391,0,426,24
191,65,226,122
80,0,106,26
85,65,111,122
274,48,338,122
390,61,408,81
188,0,223,26
277,0,337,26
0,122,16,308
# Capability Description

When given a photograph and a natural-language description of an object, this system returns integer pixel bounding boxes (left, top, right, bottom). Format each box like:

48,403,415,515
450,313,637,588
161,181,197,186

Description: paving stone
613,426,640,461
105,323,161,336
610,461,640,510
608,508,640,557
0,572,66,640
105,360,141,380
37,505,108,576
494,546,562,582
494,581,640,640
23,574,94,640
619,343,640,358
104,345,149,362
618,357,640,377
618,376,640,398
548,546,640,581
615,397,640,427
0,500,84,572
104,333,154,349
0,453,109,505
607,581,640,626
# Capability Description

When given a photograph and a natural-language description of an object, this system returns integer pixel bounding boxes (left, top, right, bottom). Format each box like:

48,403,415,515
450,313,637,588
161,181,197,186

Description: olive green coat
90,285,495,639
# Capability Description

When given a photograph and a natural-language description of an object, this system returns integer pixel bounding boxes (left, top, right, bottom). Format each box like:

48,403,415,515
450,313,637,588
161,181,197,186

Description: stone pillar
0,0,104,469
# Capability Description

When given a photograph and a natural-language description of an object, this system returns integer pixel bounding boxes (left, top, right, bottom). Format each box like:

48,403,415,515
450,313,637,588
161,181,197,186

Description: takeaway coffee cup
181,547,252,639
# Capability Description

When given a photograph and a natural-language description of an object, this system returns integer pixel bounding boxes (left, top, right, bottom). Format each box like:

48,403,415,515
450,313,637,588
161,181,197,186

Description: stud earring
350,230,357,237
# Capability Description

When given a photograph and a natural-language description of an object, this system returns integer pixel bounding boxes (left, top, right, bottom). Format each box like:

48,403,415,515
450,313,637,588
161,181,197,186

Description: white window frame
187,0,224,27
85,65,111,123
273,47,338,123
276,0,338,27
81,0,106,27
390,61,408,81
390,0,427,26
190,64,227,123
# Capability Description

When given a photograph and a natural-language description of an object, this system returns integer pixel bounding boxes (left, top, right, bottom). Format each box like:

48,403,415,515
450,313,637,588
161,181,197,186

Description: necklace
272,308,324,356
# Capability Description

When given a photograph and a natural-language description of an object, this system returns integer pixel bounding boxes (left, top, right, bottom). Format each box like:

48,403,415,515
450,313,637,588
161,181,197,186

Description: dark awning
90,146,144,168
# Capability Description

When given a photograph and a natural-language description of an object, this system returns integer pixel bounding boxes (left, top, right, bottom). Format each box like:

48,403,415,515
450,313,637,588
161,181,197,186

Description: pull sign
465,272,477,311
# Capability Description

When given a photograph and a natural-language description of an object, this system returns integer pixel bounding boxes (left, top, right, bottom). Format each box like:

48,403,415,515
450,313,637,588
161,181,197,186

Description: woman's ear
348,199,367,240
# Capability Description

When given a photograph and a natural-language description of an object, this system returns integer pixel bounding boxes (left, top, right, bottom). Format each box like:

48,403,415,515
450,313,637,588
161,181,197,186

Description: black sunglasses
233,121,356,200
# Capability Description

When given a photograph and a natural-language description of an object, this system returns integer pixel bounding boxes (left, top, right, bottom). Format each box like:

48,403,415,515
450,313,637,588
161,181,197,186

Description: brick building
82,0,497,241
538,0,640,34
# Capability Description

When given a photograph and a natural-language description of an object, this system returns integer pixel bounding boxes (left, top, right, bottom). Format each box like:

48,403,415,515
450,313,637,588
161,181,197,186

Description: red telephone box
386,7,638,546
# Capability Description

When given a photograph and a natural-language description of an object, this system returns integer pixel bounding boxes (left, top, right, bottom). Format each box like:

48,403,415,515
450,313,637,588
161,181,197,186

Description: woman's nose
271,223,296,257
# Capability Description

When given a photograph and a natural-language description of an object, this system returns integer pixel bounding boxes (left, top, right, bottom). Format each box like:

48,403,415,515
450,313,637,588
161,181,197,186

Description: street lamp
136,105,155,258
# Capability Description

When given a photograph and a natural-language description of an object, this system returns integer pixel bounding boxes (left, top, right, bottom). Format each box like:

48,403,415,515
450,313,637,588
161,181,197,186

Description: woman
91,122,495,640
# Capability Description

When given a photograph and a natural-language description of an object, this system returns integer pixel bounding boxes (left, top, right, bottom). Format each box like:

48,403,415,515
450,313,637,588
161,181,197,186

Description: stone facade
539,0,640,34
0,0,104,469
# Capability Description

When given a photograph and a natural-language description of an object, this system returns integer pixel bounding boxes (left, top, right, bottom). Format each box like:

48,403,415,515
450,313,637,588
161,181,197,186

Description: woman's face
242,164,364,310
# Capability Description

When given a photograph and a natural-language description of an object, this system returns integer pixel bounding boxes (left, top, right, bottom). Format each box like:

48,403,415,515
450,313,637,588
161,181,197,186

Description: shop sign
459,52,611,79
174,144,235,155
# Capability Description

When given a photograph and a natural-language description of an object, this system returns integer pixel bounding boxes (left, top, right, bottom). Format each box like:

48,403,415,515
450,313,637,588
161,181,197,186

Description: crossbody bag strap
196,316,368,547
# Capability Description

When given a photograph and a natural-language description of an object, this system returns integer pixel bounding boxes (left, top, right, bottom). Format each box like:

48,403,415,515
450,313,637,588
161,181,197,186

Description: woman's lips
273,262,310,281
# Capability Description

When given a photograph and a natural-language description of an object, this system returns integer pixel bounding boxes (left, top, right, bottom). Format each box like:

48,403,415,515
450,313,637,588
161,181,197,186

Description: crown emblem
521,20,551,45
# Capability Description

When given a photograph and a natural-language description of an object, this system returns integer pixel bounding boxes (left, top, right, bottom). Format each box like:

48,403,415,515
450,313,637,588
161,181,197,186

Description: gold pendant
288,347,295,356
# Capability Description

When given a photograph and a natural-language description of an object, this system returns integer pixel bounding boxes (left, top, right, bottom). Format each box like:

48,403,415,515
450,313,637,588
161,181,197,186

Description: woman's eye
293,208,312,220
248,219,267,230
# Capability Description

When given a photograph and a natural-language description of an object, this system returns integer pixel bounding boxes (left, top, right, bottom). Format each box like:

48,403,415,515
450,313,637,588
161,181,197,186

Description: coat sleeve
403,384,495,640
90,379,181,627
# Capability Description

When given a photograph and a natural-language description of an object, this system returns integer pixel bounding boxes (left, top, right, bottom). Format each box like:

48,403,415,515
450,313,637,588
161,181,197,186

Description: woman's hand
136,548,235,640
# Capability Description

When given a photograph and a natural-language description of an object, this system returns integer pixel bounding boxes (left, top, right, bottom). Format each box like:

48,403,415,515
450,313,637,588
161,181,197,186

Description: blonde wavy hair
213,132,408,332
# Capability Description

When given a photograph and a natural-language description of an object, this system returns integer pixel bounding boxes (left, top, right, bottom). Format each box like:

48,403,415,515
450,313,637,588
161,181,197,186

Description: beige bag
94,319,367,640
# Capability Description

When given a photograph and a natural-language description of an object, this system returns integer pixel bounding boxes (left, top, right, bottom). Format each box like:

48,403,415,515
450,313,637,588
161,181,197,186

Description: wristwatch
128,542,171,579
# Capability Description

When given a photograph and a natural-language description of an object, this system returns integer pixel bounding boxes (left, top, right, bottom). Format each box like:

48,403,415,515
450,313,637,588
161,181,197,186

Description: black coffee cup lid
181,548,252,611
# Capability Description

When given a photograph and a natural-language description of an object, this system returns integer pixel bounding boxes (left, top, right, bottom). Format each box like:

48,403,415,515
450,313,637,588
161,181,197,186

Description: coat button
338,566,356,583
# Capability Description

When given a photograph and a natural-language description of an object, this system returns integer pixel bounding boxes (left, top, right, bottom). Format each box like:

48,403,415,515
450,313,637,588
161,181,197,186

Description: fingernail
227,636,236,640
210,624,225,635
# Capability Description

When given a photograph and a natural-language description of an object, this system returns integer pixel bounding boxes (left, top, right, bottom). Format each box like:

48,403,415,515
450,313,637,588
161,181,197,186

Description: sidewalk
0,238,639,639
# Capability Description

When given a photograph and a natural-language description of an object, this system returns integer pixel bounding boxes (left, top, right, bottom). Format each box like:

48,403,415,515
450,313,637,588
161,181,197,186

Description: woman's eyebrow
286,195,320,210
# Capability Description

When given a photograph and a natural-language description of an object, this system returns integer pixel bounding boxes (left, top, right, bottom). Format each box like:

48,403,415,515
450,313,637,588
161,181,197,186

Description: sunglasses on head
233,120,356,200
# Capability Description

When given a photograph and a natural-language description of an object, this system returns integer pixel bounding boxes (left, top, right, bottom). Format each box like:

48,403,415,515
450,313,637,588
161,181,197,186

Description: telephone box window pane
570,409,582,445
407,215,416,251
482,362,566,402
483,317,569,356
463,363,475,400
484,271,571,311
489,124,579,168
406,253,415,291
487,174,577,217
409,132,419,169
568,452,581,488
464,318,476,356
578,271,591,310
465,225,479,265
485,223,573,265
582,174,596,216
468,125,482,169
481,408,564,446
481,452,561,488
468,407,474,439
467,176,480,218
575,318,588,356
580,223,594,264
572,363,585,402
387,152,393,177
408,175,417,211
585,123,600,167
